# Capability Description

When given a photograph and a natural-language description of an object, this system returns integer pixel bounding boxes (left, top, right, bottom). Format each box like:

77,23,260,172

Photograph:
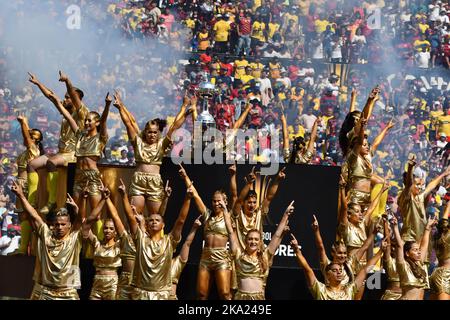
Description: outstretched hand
284,200,295,216
245,166,256,184
65,193,78,209
11,180,24,196
277,167,286,180
105,92,112,105
28,72,39,85
311,214,319,231
113,90,123,109
58,70,68,82
164,180,172,197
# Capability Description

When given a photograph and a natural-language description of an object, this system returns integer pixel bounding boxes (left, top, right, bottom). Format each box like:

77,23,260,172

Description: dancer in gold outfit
11,182,82,300
311,214,373,285
113,92,194,215
224,199,294,300
337,180,387,259
80,186,121,300
115,180,137,300
169,216,202,300
129,185,192,300
27,72,89,214
380,217,402,300
399,154,450,242
11,115,44,255
291,232,386,300
430,200,450,300
391,215,435,300
281,107,320,164
178,165,234,300
232,166,285,249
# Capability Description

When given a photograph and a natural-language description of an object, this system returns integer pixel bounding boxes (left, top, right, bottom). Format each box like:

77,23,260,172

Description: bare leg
27,155,49,172
196,267,212,300
215,269,232,300
131,195,145,215
145,199,161,216
436,293,450,300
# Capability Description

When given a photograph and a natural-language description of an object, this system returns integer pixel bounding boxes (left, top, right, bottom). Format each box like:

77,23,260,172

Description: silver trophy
196,80,217,126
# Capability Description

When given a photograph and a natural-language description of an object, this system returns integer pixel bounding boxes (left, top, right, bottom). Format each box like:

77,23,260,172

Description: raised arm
444,199,450,220
28,72,61,104
261,167,286,215
424,166,450,197
349,88,357,113
306,117,320,155
157,180,172,217
222,198,239,255
404,154,416,192
170,185,193,242
105,196,125,236
232,101,252,130
11,181,44,230
353,117,367,155
229,164,238,210
233,167,256,217
338,179,349,226
267,201,294,255
118,179,138,236
361,86,380,121
82,189,107,239
291,233,317,288
311,214,329,265
65,193,83,231
99,92,111,139
166,95,192,141
354,240,386,292
59,71,82,111
280,107,290,159
17,115,34,149
419,216,437,262
113,90,138,141
178,165,207,215
391,216,405,263
371,119,394,153
179,216,202,262
353,228,376,262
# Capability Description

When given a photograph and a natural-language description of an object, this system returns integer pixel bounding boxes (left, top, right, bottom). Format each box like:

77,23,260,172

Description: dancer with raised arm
27,71,89,214
11,114,44,255
11,182,83,300
291,232,386,300
224,199,294,300
113,92,193,215
392,215,436,300
81,185,121,300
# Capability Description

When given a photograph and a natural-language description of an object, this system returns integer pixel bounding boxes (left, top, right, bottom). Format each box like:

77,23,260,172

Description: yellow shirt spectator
198,32,210,50
437,114,450,137
213,20,231,42
418,23,429,34
315,19,329,34
413,39,430,52
251,21,266,42
234,59,249,80
268,22,281,40
250,62,264,79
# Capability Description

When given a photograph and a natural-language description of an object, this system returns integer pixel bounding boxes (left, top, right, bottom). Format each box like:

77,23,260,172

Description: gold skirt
380,289,402,300
131,287,171,300
73,169,103,196
348,189,371,209
199,247,232,271
234,290,265,300
430,266,450,295
30,284,79,300
116,271,135,300
89,274,118,300
128,171,164,202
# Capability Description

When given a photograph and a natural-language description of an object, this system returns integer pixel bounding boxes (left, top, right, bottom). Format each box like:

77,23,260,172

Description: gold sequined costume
128,136,170,202
88,233,121,300
131,229,179,300
116,231,137,300
31,224,82,300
